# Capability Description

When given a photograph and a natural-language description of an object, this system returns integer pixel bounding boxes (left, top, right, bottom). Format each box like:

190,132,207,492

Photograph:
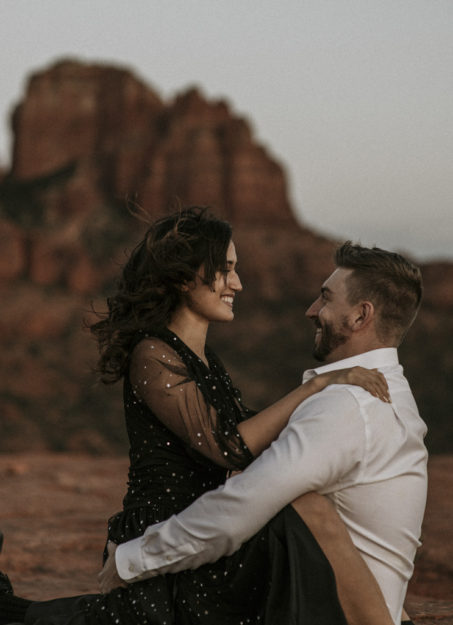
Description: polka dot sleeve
129,338,253,470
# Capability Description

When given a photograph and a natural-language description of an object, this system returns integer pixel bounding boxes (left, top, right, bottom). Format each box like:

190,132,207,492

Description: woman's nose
229,271,243,292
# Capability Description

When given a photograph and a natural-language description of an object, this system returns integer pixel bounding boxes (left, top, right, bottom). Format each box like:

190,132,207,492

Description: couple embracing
1,207,426,625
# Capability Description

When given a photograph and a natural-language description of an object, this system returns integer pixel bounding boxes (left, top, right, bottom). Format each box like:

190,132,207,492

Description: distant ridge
0,59,452,452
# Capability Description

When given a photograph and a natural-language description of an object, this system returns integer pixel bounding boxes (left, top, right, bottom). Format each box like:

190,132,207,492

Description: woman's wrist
304,374,328,395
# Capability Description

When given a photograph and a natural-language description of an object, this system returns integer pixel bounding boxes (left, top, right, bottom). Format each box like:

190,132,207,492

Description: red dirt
0,453,452,622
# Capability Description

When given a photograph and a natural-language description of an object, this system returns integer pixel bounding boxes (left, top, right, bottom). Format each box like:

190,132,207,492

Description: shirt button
165,555,172,561
128,565,135,572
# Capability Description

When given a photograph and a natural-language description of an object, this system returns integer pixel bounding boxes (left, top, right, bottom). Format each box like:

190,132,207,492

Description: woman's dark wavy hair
91,206,232,383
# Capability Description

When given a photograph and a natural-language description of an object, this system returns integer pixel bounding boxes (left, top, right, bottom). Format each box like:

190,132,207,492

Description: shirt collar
303,348,399,382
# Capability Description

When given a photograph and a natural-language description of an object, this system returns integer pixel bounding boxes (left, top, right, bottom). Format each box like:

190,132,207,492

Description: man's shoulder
288,386,367,453
293,384,363,420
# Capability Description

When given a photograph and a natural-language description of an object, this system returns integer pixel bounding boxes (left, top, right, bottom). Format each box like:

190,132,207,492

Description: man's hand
98,541,128,594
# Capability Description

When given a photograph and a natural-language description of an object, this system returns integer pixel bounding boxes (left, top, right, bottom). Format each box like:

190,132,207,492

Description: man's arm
116,388,365,582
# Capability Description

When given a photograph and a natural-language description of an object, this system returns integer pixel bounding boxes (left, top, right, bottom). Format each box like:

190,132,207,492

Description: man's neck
309,347,399,380
324,338,391,365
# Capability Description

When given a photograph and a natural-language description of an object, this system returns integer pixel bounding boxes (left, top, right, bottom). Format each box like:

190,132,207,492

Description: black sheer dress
24,329,346,625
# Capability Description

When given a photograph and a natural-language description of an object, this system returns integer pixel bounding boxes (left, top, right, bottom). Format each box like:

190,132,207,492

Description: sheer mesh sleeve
129,338,253,469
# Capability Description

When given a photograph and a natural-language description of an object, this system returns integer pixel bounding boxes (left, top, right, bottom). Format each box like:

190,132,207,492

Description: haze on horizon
1,0,452,262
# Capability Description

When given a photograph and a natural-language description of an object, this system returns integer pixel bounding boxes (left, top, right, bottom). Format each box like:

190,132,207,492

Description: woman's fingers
325,367,391,403
98,541,128,593
343,367,391,403
363,369,390,402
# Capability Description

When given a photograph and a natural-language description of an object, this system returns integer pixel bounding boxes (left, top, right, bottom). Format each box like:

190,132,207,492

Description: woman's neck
167,309,209,365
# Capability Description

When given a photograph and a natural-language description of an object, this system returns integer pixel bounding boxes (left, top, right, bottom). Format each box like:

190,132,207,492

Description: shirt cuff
115,536,157,583
115,519,216,582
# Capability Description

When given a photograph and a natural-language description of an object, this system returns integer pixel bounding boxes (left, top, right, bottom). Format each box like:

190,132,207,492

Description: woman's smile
221,295,234,308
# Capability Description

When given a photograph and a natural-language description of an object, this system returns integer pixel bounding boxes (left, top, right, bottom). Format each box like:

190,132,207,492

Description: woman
1,207,398,625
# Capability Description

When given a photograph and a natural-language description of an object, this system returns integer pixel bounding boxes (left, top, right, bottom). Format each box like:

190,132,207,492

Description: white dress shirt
116,348,428,624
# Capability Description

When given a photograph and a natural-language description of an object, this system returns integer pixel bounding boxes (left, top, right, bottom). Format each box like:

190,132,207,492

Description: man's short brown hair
335,241,423,344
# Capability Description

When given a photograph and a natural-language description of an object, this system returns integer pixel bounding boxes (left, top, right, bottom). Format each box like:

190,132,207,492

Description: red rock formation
0,219,26,281
0,58,452,455
10,61,292,227
11,61,164,189
420,262,453,311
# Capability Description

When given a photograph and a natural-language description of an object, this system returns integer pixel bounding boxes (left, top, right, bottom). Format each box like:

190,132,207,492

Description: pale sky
1,0,452,260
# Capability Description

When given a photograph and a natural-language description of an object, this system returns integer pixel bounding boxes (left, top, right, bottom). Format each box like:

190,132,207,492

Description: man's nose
306,298,320,319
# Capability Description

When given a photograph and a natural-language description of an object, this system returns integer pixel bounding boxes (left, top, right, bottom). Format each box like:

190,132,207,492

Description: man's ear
351,301,375,331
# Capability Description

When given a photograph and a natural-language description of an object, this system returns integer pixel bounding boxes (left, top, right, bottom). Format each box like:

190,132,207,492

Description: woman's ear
180,278,197,293
351,301,375,331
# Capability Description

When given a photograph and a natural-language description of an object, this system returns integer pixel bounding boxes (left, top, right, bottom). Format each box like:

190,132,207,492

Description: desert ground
0,453,452,623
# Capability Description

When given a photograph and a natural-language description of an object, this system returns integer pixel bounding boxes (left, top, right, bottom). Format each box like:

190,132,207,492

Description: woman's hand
98,541,128,594
316,367,390,403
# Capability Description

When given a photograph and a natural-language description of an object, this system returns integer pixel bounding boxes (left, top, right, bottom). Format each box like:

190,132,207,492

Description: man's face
305,268,356,363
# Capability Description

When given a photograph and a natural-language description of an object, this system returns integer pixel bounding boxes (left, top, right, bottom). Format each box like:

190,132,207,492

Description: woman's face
183,240,243,324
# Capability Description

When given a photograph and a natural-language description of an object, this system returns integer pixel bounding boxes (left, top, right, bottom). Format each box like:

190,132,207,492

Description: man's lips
314,322,323,340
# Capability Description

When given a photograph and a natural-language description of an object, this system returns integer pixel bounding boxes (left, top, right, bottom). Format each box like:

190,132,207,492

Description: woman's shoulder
131,334,181,366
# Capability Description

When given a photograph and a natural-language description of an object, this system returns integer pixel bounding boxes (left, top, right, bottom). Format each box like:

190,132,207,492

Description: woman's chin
216,311,235,323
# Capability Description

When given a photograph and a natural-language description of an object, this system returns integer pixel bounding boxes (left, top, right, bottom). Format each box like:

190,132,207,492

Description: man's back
317,361,428,618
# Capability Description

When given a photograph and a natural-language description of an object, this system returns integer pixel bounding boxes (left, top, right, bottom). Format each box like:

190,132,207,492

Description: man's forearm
116,391,363,581
116,444,301,582
116,503,240,582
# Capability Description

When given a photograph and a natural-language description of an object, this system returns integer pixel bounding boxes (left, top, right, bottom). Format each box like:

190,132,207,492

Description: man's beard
312,318,349,362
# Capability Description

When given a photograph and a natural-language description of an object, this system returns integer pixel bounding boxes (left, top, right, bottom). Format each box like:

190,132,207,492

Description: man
101,242,428,625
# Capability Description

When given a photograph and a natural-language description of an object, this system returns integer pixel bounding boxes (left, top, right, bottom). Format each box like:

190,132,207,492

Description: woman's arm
129,338,253,469
130,339,388,467
238,367,389,456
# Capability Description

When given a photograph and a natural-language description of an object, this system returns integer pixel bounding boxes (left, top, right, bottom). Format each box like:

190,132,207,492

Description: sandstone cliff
0,59,452,453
